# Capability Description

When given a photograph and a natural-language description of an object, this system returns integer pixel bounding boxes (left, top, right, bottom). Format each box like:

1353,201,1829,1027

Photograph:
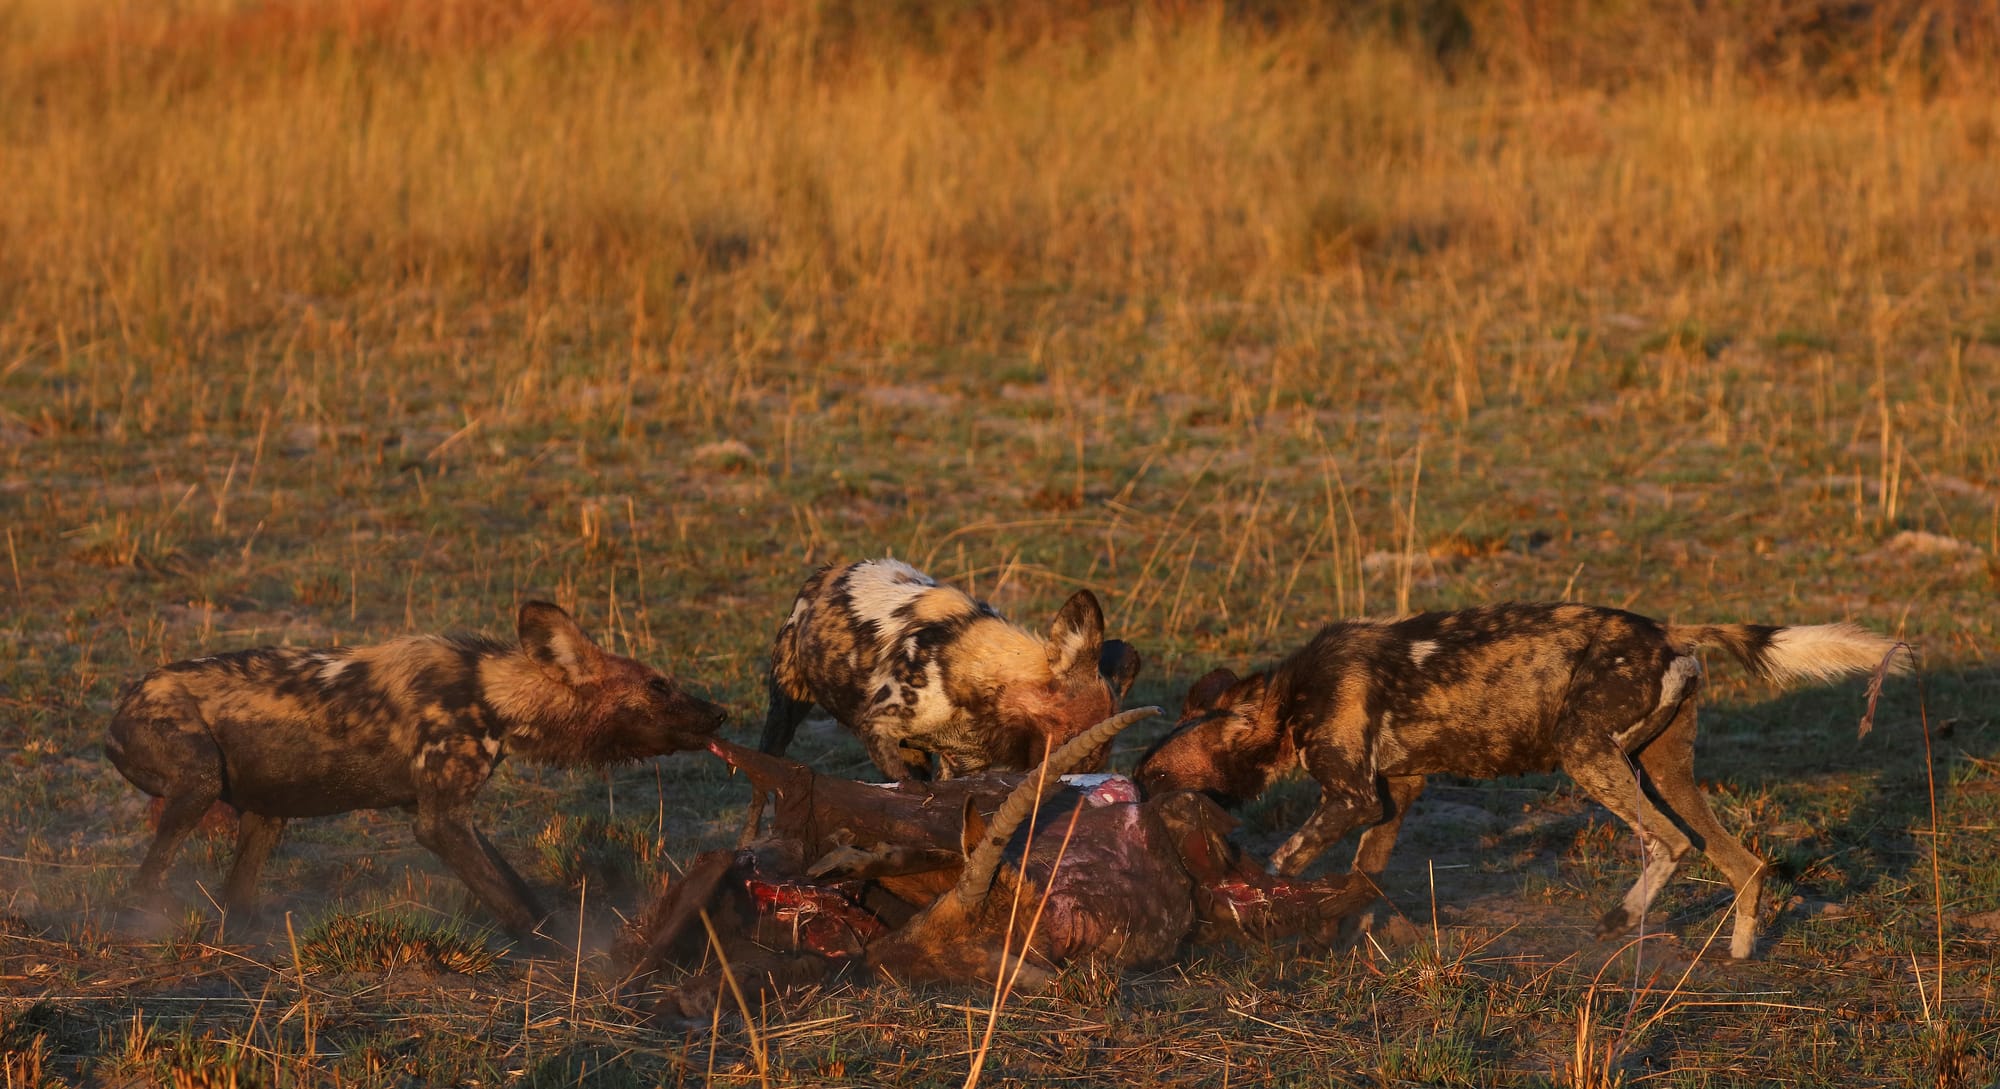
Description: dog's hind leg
114,715,228,907
1563,735,1695,948
1635,702,1766,958
223,813,287,918
137,788,223,902
1351,775,1426,876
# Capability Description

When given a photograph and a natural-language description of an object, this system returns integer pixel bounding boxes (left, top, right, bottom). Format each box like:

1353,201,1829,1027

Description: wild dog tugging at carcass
105,602,727,938
759,558,1143,778
1137,602,1908,959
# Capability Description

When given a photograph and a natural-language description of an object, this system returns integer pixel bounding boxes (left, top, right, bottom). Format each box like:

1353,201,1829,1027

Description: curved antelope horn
953,706,1160,908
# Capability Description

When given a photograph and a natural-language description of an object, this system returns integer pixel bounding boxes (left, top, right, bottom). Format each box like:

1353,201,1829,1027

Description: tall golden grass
3,0,1998,432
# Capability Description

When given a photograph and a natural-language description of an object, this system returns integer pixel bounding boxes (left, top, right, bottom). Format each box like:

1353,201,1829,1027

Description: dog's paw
1593,907,1634,940
111,902,178,941
220,902,269,930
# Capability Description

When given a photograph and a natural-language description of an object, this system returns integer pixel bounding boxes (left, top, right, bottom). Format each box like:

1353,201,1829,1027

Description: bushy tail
1669,621,1910,685
759,673,814,756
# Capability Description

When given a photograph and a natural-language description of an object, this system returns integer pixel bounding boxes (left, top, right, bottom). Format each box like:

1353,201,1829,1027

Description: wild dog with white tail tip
1136,603,1907,959
106,602,727,938
760,559,1143,779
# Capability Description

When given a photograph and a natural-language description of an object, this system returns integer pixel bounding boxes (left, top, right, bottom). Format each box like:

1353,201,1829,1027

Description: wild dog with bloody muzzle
106,602,727,938
760,559,1143,779
1136,602,1907,959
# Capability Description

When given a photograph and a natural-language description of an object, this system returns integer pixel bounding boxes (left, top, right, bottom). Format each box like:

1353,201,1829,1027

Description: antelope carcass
620,708,1375,1017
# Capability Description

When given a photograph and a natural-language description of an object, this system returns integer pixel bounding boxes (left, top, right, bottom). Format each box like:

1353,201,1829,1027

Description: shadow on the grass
1704,665,1999,902
1114,663,2000,961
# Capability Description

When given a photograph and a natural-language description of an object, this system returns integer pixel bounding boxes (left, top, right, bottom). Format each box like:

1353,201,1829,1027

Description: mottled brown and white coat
105,602,727,938
1136,602,1907,959
760,559,1142,779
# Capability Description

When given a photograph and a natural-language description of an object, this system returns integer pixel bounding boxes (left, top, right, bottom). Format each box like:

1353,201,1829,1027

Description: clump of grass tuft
1379,1029,1485,1087
0,1007,57,1089
533,812,659,895
1560,984,1627,1089
1926,1019,1990,1089
293,910,500,976
112,1026,268,1089
522,1045,649,1089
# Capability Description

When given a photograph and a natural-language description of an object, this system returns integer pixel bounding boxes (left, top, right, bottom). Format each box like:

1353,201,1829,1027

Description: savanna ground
2,1,1999,1084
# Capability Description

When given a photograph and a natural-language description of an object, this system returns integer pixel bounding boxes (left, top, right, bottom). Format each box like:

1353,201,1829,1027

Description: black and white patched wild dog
759,559,1143,779
106,603,727,938
1137,603,1908,959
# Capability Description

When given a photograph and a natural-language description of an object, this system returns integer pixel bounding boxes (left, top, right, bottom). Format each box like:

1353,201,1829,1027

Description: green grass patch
293,911,502,976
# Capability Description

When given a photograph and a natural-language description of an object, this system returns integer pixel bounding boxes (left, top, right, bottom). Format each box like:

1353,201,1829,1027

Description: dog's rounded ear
1097,640,1142,701
1182,668,1240,715
1225,673,1269,717
518,601,599,684
1047,589,1106,677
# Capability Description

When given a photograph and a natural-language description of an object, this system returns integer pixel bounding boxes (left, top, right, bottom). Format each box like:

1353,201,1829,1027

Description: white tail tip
1766,624,1908,685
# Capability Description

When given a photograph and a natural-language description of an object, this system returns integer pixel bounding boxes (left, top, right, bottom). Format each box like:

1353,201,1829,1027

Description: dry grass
8,1,2000,433
3,1,2000,1085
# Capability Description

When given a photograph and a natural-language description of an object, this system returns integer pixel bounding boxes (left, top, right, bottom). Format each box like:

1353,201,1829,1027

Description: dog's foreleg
473,826,546,919
412,736,545,938
1269,786,1377,877
413,801,546,939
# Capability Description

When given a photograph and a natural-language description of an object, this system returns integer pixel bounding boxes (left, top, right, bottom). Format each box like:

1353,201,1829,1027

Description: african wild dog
105,602,727,938
1136,603,1907,959
759,559,1143,779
